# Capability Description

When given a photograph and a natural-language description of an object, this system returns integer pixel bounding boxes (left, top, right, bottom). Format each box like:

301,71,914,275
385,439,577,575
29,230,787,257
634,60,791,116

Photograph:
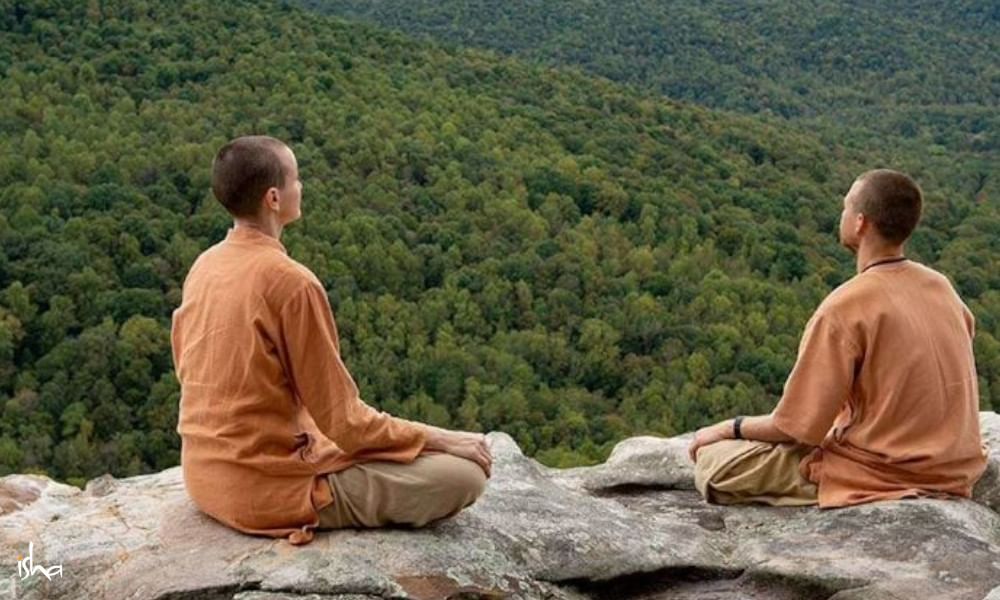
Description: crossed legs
694,439,818,506
318,453,487,529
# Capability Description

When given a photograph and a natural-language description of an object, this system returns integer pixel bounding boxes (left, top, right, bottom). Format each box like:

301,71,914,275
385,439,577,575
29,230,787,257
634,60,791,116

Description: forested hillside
303,2,1000,109
0,0,996,486
303,0,999,200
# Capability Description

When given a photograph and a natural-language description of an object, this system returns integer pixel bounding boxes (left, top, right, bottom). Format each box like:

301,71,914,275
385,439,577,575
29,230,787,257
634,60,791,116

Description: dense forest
303,0,999,171
0,0,997,487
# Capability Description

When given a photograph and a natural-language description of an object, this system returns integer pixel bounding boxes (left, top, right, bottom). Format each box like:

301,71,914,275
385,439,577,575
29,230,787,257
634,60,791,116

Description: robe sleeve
962,304,976,340
772,309,861,446
276,280,427,461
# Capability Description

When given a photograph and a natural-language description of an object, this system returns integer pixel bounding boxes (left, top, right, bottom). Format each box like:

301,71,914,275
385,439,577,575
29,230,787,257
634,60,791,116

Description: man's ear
266,187,280,212
854,212,867,236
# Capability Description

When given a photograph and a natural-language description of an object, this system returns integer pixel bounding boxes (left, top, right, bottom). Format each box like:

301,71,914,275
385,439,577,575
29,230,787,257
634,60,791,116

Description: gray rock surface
2,413,1000,600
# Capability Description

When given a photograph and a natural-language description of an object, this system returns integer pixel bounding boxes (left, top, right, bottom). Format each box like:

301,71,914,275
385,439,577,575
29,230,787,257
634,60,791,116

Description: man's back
789,260,986,507
172,226,333,544
174,136,487,545
172,225,426,545
692,169,985,510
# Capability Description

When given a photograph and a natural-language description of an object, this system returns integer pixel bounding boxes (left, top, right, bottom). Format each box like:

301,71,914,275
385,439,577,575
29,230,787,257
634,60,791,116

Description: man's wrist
421,424,445,449
733,415,744,440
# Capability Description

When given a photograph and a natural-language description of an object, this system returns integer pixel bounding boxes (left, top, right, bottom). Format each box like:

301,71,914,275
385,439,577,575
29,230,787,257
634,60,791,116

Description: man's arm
277,280,492,476
689,309,860,462
688,414,795,462
277,280,427,460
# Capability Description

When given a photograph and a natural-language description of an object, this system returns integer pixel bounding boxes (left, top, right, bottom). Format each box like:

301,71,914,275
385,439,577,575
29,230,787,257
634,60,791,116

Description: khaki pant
318,453,487,529
694,439,819,506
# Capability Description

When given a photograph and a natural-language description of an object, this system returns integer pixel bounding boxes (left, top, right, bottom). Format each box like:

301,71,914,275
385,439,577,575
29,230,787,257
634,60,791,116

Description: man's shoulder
267,257,323,298
816,260,959,322
196,241,318,291
817,274,875,315
181,242,224,287
907,261,955,288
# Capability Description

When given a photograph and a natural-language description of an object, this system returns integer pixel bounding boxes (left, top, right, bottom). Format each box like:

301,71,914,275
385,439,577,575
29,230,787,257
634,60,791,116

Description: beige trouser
317,453,487,529
694,439,819,506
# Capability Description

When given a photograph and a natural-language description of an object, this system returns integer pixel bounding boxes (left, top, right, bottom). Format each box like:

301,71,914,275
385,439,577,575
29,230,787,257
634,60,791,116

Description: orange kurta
171,225,426,545
772,259,988,507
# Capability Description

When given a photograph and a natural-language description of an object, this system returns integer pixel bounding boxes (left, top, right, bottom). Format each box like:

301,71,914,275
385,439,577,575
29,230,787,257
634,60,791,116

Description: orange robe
171,226,426,545
773,260,987,507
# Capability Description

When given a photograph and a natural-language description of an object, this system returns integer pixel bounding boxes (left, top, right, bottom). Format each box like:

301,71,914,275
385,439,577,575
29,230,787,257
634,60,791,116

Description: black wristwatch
733,416,744,440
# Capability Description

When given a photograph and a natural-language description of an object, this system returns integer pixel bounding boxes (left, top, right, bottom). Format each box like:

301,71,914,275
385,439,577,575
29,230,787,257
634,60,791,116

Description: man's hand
423,426,493,478
687,420,733,463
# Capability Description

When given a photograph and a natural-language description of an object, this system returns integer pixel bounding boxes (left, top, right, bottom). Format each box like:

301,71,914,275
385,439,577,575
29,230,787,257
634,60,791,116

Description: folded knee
397,456,486,527
693,439,761,501
444,456,487,506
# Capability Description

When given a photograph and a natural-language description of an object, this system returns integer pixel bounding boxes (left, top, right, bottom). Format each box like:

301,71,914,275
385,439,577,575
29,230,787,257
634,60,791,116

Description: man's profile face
839,178,865,254
274,145,302,225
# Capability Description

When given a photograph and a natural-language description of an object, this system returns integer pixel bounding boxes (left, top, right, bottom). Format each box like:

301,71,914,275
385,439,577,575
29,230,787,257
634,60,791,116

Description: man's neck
856,239,906,274
233,218,282,240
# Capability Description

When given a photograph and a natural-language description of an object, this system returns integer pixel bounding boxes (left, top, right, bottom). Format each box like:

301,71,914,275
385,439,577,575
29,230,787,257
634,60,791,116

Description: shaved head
851,169,923,244
211,135,291,218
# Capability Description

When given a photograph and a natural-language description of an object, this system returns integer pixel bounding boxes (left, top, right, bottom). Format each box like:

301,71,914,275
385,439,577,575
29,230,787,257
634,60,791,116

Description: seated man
171,135,490,545
688,169,988,508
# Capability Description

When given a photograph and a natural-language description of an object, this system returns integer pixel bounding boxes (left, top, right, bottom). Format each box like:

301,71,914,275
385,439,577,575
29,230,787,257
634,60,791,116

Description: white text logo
16,542,63,581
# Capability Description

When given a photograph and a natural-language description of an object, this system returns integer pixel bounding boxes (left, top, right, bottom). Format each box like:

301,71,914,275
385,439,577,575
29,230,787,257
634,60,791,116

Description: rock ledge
4,413,1000,600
